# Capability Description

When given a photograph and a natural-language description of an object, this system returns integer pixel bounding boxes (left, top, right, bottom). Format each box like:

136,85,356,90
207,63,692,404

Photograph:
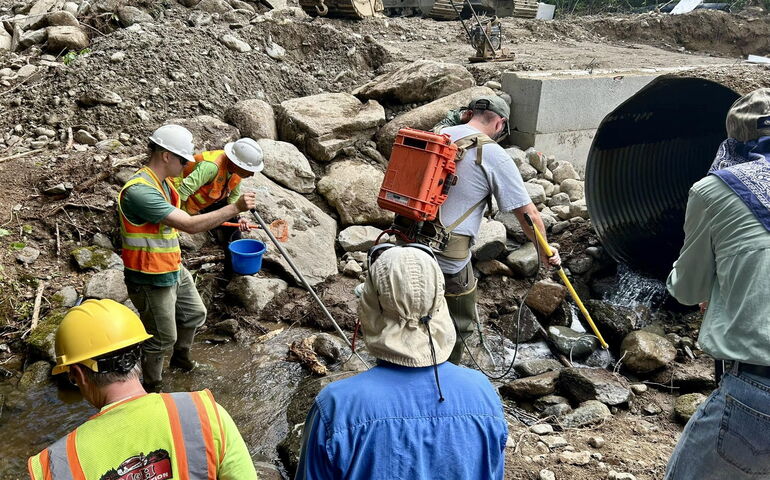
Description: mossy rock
18,360,52,391
70,246,123,271
25,308,67,362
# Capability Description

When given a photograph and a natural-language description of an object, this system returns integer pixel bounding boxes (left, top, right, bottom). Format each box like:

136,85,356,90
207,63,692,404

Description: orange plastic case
377,128,458,222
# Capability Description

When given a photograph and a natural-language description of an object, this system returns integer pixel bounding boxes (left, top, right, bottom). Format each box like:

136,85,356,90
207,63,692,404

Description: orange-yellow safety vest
27,390,241,480
118,167,182,276
181,151,242,215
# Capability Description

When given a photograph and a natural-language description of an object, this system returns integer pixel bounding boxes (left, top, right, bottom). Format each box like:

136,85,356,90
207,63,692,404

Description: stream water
605,263,668,308
0,326,317,479
0,266,666,478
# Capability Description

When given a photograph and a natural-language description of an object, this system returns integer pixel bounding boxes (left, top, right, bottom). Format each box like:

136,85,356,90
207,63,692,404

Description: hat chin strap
418,266,446,402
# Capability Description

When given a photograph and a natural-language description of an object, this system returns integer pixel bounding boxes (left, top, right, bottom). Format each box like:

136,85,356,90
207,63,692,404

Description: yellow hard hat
52,299,152,375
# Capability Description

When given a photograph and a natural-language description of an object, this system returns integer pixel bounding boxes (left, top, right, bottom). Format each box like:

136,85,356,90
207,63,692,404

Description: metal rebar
250,209,371,368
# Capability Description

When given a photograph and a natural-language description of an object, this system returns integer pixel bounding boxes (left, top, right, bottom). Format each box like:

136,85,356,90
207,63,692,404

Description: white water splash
605,263,668,308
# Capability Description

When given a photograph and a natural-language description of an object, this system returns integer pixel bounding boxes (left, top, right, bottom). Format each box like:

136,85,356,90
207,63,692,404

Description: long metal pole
523,213,609,349
250,209,371,367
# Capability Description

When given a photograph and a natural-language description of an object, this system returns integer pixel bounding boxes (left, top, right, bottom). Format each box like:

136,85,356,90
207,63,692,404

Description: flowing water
0,266,661,478
0,326,319,479
605,263,668,308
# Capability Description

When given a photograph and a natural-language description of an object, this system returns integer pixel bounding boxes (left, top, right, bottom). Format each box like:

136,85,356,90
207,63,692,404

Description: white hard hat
148,125,196,164
224,138,264,174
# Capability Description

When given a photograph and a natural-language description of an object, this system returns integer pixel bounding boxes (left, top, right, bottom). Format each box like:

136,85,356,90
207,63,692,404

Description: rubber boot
170,327,199,372
446,287,479,365
142,352,165,393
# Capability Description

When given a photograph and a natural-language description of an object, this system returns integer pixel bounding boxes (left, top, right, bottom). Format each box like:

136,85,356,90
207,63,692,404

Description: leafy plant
63,48,92,66
0,228,9,237
10,242,26,250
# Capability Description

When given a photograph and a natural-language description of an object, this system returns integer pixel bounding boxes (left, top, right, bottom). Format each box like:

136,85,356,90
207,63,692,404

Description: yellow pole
524,214,609,349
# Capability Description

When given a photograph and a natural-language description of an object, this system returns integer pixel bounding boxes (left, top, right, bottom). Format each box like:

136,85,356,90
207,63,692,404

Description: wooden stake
0,149,43,164
30,281,46,332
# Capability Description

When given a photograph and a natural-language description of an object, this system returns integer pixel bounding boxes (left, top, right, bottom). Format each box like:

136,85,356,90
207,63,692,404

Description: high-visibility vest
28,390,229,480
118,167,182,275
181,151,242,215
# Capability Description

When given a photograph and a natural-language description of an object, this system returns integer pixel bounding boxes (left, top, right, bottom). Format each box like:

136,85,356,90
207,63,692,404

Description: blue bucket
228,239,267,275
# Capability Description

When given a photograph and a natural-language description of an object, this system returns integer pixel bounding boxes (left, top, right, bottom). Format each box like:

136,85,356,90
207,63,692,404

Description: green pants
443,260,478,364
126,267,207,354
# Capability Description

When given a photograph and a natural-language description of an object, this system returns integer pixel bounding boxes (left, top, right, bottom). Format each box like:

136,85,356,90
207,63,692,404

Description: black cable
452,231,543,381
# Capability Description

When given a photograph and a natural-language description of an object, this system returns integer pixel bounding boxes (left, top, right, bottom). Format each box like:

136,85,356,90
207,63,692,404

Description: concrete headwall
502,70,659,174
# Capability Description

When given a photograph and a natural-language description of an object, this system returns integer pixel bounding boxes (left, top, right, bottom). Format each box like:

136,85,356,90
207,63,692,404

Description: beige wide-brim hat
726,88,770,142
358,247,455,367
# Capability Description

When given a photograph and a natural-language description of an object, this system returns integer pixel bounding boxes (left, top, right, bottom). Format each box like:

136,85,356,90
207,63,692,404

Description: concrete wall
501,70,659,174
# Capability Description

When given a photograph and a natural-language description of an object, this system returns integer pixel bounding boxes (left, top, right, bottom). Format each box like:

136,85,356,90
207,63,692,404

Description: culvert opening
586,76,740,280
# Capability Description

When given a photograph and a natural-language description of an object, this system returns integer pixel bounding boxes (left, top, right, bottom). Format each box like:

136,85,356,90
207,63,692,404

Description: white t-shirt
437,125,532,274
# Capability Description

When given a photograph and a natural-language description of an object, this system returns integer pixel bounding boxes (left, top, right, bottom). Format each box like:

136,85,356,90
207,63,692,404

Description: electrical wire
452,233,543,381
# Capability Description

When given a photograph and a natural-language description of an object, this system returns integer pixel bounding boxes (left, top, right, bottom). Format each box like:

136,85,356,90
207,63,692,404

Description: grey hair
81,363,141,388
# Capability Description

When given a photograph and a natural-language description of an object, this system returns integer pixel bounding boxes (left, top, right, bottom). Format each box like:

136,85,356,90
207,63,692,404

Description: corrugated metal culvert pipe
586,76,740,279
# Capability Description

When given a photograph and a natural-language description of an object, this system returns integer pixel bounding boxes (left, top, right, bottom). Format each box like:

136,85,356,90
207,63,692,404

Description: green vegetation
62,48,91,66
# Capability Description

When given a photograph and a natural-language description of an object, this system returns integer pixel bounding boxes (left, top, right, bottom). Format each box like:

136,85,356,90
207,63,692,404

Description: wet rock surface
560,368,633,406
620,330,677,374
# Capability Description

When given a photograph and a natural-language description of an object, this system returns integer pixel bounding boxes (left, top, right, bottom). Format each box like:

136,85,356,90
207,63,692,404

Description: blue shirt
296,362,508,480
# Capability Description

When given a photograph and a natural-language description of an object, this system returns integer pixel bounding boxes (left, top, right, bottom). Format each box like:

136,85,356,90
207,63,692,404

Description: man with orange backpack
27,299,257,480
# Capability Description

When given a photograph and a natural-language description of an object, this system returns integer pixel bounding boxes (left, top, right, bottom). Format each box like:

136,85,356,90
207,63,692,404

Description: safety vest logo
100,450,173,480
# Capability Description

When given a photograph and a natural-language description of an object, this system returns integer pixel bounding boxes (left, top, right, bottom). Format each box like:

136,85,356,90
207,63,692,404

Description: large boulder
560,367,632,406
338,225,383,252
167,115,240,151
116,6,153,26
46,25,89,52
225,99,278,140
587,300,645,347
525,279,568,316
499,371,560,400
45,11,80,27
18,361,51,390
277,93,385,163
70,246,123,271
505,243,539,277
353,60,475,105
85,269,128,303
471,218,506,261
498,306,540,343
548,326,598,358
559,400,612,428
376,86,495,157
226,276,288,313
620,331,677,374
317,160,393,227
0,28,11,51
514,359,563,378
649,356,716,392
257,139,315,194
240,174,337,286
25,308,67,362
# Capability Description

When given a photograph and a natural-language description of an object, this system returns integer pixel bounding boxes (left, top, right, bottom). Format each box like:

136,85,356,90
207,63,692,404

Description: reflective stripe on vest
182,151,242,214
40,392,218,480
118,167,182,275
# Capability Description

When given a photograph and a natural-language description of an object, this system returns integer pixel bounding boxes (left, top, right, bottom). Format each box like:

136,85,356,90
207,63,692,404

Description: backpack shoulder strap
440,132,498,229
453,133,496,165
444,196,489,233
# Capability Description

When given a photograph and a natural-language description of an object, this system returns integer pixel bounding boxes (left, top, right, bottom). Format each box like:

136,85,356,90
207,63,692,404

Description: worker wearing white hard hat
117,124,257,392
176,137,264,222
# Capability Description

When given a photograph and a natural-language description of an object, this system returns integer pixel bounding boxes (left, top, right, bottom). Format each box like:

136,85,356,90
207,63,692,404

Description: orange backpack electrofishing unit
377,127,495,250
